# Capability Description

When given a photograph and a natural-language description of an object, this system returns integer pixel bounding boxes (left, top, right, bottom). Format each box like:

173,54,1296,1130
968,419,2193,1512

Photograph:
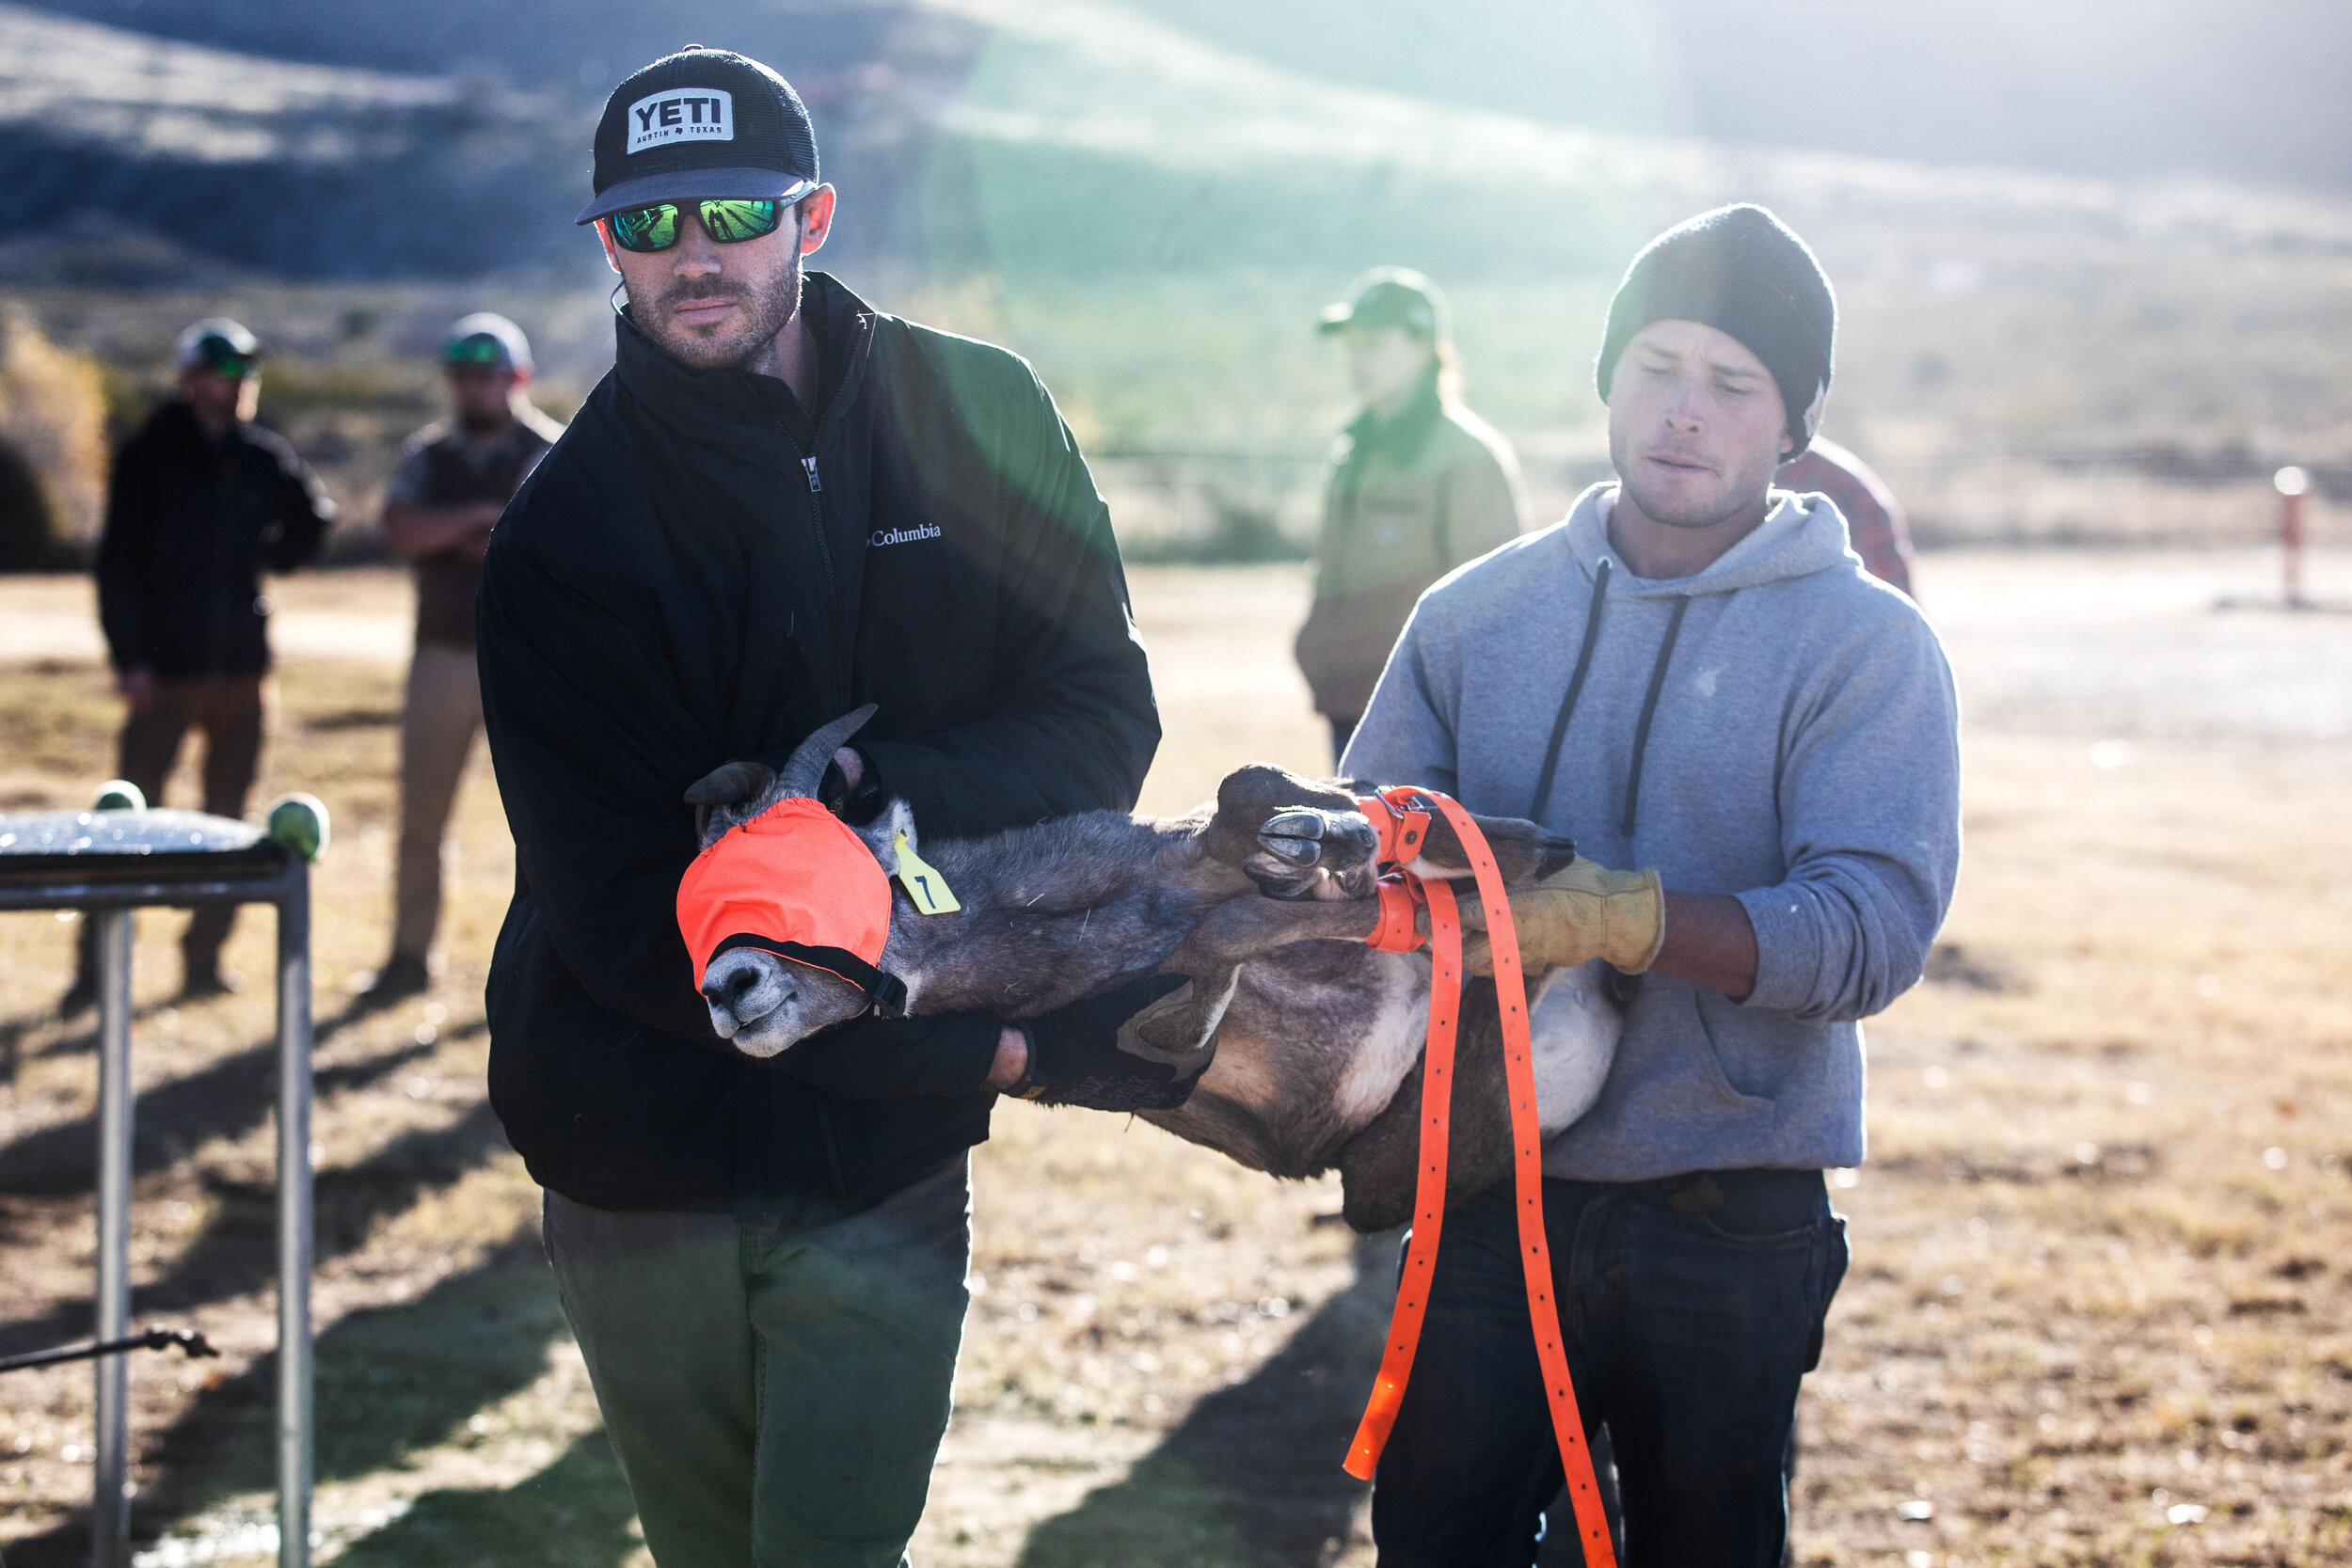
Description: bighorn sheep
686,708,1624,1229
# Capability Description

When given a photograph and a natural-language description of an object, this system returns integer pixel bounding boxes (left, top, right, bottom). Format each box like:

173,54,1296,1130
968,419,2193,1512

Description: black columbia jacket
96,401,333,678
477,274,1158,1213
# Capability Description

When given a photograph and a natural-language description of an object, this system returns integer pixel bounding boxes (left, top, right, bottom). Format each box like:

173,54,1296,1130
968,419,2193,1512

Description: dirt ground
0,547,2347,1567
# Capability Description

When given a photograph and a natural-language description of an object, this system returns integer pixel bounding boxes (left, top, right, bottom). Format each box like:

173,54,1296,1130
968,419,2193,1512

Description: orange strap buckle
1356,787,1432,869
1343,789,1616,1568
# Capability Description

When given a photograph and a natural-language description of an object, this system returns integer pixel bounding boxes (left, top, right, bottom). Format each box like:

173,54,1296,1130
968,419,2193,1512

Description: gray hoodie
1343,482,1961,1180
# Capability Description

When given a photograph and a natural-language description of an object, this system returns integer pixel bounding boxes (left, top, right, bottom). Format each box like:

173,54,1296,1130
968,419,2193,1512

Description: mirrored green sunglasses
607,198,785,253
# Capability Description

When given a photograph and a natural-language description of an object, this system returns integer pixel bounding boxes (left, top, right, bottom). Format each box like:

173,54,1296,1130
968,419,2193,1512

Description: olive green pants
542,1156,972,1568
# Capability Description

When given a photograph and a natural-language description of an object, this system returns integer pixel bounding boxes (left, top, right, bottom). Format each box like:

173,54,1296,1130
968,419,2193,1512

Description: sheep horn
682,759,777,808
774,704,879,800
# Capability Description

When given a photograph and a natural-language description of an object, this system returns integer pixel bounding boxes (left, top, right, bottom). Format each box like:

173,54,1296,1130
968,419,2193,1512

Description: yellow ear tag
895,832,961,914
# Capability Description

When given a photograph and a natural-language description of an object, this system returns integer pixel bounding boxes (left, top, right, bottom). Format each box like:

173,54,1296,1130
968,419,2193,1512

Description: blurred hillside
31,0,2352,193
0,1,963,278
4,0,2349,552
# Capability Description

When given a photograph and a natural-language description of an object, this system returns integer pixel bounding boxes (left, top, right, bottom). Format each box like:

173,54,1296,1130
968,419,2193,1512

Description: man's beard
1609,429,1776,533
1619,467,1753,531
638,250,803,372
456,407,509,437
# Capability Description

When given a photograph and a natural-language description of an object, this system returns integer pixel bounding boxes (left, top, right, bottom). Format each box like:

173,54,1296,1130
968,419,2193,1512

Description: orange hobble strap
1356,789,1430,869
1343,792,1616,1568
1343,876,1459,1478
1365,873,1425,954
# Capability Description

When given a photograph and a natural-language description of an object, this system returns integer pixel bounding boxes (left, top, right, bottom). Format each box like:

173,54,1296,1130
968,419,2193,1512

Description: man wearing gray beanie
1343,204,1961,1563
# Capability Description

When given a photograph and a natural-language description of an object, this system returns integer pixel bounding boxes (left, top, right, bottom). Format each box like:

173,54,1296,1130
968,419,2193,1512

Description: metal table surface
0,809,313,1568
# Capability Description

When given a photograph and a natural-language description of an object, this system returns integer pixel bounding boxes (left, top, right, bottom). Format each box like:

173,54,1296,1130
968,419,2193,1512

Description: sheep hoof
1258,810,1327,867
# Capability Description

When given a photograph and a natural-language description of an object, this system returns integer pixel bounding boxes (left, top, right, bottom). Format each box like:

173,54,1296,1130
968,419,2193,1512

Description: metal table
0,808,312,1568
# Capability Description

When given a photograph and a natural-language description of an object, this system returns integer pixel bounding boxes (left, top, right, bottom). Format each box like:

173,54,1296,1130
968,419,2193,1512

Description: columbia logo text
870,523,943,547
626,88,735,154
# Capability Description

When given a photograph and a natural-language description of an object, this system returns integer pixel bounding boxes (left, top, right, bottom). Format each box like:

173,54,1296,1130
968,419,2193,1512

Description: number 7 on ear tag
895,832,961,914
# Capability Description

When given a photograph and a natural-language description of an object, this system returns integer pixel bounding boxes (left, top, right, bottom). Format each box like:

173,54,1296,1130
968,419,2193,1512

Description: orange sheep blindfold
675,797,907,1016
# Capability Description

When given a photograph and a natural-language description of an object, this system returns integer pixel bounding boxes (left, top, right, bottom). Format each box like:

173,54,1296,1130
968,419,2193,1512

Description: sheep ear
868,799,917,874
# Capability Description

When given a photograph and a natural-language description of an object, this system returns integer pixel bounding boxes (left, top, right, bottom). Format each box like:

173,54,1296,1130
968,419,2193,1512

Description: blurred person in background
356,313,564,1008
1345,205,1959,1565
1295,267,1526,763
62,318,332,1014
1779,434,1916,597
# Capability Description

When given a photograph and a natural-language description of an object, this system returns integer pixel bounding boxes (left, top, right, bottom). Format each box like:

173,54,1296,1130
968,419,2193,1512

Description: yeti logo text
870,523,943,547
626,89,735,154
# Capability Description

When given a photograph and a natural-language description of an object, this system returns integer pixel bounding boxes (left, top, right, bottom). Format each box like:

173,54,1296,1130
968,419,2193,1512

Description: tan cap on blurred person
1318,267,1451,343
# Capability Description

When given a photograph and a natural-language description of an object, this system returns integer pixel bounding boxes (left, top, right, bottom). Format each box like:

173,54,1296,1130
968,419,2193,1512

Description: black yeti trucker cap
576,48,820,225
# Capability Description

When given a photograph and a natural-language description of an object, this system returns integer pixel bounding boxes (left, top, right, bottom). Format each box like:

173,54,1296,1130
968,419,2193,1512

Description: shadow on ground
335,1430,640,1568
2,1227,581,1566
1013,1222,1627,1568
0,1103,513,1383
0,1026,449,1196
1016,1227,1398,1568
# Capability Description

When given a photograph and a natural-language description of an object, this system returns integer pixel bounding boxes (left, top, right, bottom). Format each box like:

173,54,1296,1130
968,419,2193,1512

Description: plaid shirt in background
1779,436,1917,599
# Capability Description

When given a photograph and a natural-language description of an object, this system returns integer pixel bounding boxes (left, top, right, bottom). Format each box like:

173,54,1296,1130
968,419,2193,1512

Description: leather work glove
1459,860,1666,976
1007,974,1204,1112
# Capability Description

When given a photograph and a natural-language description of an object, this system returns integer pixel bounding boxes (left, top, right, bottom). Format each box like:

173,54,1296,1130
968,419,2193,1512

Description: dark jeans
1372,1169,1848,1568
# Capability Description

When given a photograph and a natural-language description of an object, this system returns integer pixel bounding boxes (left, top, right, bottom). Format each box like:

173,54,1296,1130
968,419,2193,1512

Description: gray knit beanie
1595,204,1836,455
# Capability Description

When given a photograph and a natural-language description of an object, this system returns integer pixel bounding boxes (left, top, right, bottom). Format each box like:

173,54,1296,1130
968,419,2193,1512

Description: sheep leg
1390,802,1579,884
1164,894,1381,972
1126,895,1384,1062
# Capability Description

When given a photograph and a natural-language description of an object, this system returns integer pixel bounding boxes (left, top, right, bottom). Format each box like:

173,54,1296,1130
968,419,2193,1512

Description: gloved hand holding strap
1460,859,1664,977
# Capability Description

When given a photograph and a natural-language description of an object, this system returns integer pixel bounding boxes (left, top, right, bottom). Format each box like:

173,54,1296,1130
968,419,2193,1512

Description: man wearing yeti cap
1344,204,1961,1561
477,47,1168,1567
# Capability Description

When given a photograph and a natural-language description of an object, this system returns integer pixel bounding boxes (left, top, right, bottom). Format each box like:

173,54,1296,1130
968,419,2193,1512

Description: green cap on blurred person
175,317,261,378
1318,267,1450,342
443,312,533,374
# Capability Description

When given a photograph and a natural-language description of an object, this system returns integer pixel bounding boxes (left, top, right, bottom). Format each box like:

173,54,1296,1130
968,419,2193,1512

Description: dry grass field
0,547,2346,1567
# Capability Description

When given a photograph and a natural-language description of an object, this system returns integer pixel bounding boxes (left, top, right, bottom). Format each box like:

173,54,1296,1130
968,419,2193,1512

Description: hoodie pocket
1669,983,1775,1113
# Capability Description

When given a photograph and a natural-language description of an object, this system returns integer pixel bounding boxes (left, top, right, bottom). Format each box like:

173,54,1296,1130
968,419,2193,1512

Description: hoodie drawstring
1527,558,1698,843
1528,559,1611,822
1619,594,1691,839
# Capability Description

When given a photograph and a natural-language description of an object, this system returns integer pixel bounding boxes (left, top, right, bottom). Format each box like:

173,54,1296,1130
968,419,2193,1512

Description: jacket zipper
790,436,849,1200
768,418,842,707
